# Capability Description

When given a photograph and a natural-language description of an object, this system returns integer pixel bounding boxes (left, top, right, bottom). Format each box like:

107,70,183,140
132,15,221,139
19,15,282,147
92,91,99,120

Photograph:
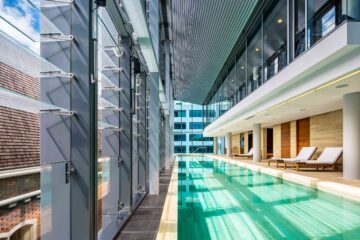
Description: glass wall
263,0,288,82
205,0,358,126
236,50,247,102
247,26,263,92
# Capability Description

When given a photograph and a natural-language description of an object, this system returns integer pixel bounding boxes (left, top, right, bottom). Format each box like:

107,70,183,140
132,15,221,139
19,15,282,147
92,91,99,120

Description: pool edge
206,154,360,202
156,160,178,240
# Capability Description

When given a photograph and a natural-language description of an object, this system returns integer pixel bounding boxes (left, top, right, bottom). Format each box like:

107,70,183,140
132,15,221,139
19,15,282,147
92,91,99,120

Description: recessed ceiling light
336,84,349,88
255,48,260,52
277,18,283,24
241,66,245,69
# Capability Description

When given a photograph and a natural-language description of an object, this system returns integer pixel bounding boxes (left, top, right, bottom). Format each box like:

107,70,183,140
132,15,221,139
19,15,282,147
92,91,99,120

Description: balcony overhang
204,22,360,137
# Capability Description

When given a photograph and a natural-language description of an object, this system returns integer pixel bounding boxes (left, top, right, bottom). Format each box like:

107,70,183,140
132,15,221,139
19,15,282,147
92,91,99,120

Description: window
263,0,287,81
189,122,203,129
236,51,247,101
189,134,213,142
174,146,186,153
174,123,186,129
321,6,336,36
247,25,263,93
295,0,306,57
174,110,186,117
174,134,186,141
189,146,213,153
189,110,202,118
207,110,216,118
307,0,340,47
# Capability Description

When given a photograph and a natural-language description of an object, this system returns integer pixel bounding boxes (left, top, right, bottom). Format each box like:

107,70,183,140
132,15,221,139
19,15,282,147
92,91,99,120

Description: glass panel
295,0,306,57
41,162,70,239
236,51,247,102
0,87,69,114
96,8,123,238
228,65,236,108
247,26,263,94
345,0,360,20
307,0,342,47
263,0,287,82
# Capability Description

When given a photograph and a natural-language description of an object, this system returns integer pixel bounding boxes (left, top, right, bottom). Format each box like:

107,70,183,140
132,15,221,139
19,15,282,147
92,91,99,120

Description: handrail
191,146,207,153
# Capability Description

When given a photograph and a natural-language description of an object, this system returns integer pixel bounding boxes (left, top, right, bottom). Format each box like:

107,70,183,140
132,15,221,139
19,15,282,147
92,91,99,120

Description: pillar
149,72,160,194
343,92,360,179
226,133,232,157
253,124,261,162
213,137,218,154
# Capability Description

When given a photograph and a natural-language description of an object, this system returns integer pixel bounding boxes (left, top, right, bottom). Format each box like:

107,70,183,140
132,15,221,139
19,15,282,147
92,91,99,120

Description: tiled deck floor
116,165,173,240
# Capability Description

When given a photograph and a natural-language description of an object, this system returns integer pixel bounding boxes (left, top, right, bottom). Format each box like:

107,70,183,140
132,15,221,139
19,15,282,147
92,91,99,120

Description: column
213,137,218,154
226,133,232,157
343,92,360,179
253,124,261,162
148,72,160,194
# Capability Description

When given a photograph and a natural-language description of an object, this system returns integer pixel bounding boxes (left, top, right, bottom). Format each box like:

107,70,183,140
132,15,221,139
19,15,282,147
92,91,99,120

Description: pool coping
156,160,178,240
207,154,360,202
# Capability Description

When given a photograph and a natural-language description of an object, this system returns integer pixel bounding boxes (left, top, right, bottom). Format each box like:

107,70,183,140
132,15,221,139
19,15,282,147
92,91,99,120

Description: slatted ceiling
173,0,258,104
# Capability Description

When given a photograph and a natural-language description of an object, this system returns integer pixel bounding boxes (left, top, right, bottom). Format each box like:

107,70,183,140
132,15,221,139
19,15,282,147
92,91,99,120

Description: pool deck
208,154,360,202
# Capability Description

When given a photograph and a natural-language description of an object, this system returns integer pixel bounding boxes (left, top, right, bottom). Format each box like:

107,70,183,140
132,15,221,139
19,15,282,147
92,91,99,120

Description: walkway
116,165,173,240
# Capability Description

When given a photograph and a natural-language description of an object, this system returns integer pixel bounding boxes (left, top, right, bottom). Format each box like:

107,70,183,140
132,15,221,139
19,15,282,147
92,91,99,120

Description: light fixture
336,84,349,89
241,66,245,69
277,18,283,24
255,48,260,52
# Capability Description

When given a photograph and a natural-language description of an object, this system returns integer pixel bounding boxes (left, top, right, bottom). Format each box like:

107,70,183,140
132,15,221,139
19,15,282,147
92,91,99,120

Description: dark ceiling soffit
202,0,275,105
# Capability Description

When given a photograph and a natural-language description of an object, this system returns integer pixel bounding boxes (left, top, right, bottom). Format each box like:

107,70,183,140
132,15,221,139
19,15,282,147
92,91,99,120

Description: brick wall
0,174,40,201
0,62,41,239
0,199,40,239
0,62,40,170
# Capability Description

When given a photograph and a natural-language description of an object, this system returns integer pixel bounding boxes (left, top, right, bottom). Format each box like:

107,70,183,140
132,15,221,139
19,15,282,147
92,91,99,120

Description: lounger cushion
273,147,317,163
305,147,343,164
297,147,317,160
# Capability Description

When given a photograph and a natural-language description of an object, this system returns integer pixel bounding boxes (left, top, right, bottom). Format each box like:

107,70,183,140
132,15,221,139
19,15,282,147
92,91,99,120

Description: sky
0,0,40,53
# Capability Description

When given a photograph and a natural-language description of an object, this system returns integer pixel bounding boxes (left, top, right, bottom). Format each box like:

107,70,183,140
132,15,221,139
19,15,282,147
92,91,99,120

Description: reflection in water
178,156,360,240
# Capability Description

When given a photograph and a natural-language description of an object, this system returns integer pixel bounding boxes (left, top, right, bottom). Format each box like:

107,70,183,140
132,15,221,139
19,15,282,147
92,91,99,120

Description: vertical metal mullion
89,4,97,239
287,0,294,63
261,12,264,86
305,0,308,50
245,39,248,96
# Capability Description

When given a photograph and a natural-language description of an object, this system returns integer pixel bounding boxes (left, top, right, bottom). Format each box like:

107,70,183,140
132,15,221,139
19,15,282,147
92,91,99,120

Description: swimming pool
178,155,360,240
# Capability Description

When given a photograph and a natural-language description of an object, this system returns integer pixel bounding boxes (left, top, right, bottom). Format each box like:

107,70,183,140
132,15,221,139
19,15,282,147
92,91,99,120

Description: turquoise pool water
178,155,360,240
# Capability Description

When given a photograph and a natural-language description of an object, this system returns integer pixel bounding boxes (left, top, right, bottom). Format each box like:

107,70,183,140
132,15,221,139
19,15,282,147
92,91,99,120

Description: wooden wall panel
273,125,281,157
310,110,343,159
297,118,310,154
281,122,291,158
